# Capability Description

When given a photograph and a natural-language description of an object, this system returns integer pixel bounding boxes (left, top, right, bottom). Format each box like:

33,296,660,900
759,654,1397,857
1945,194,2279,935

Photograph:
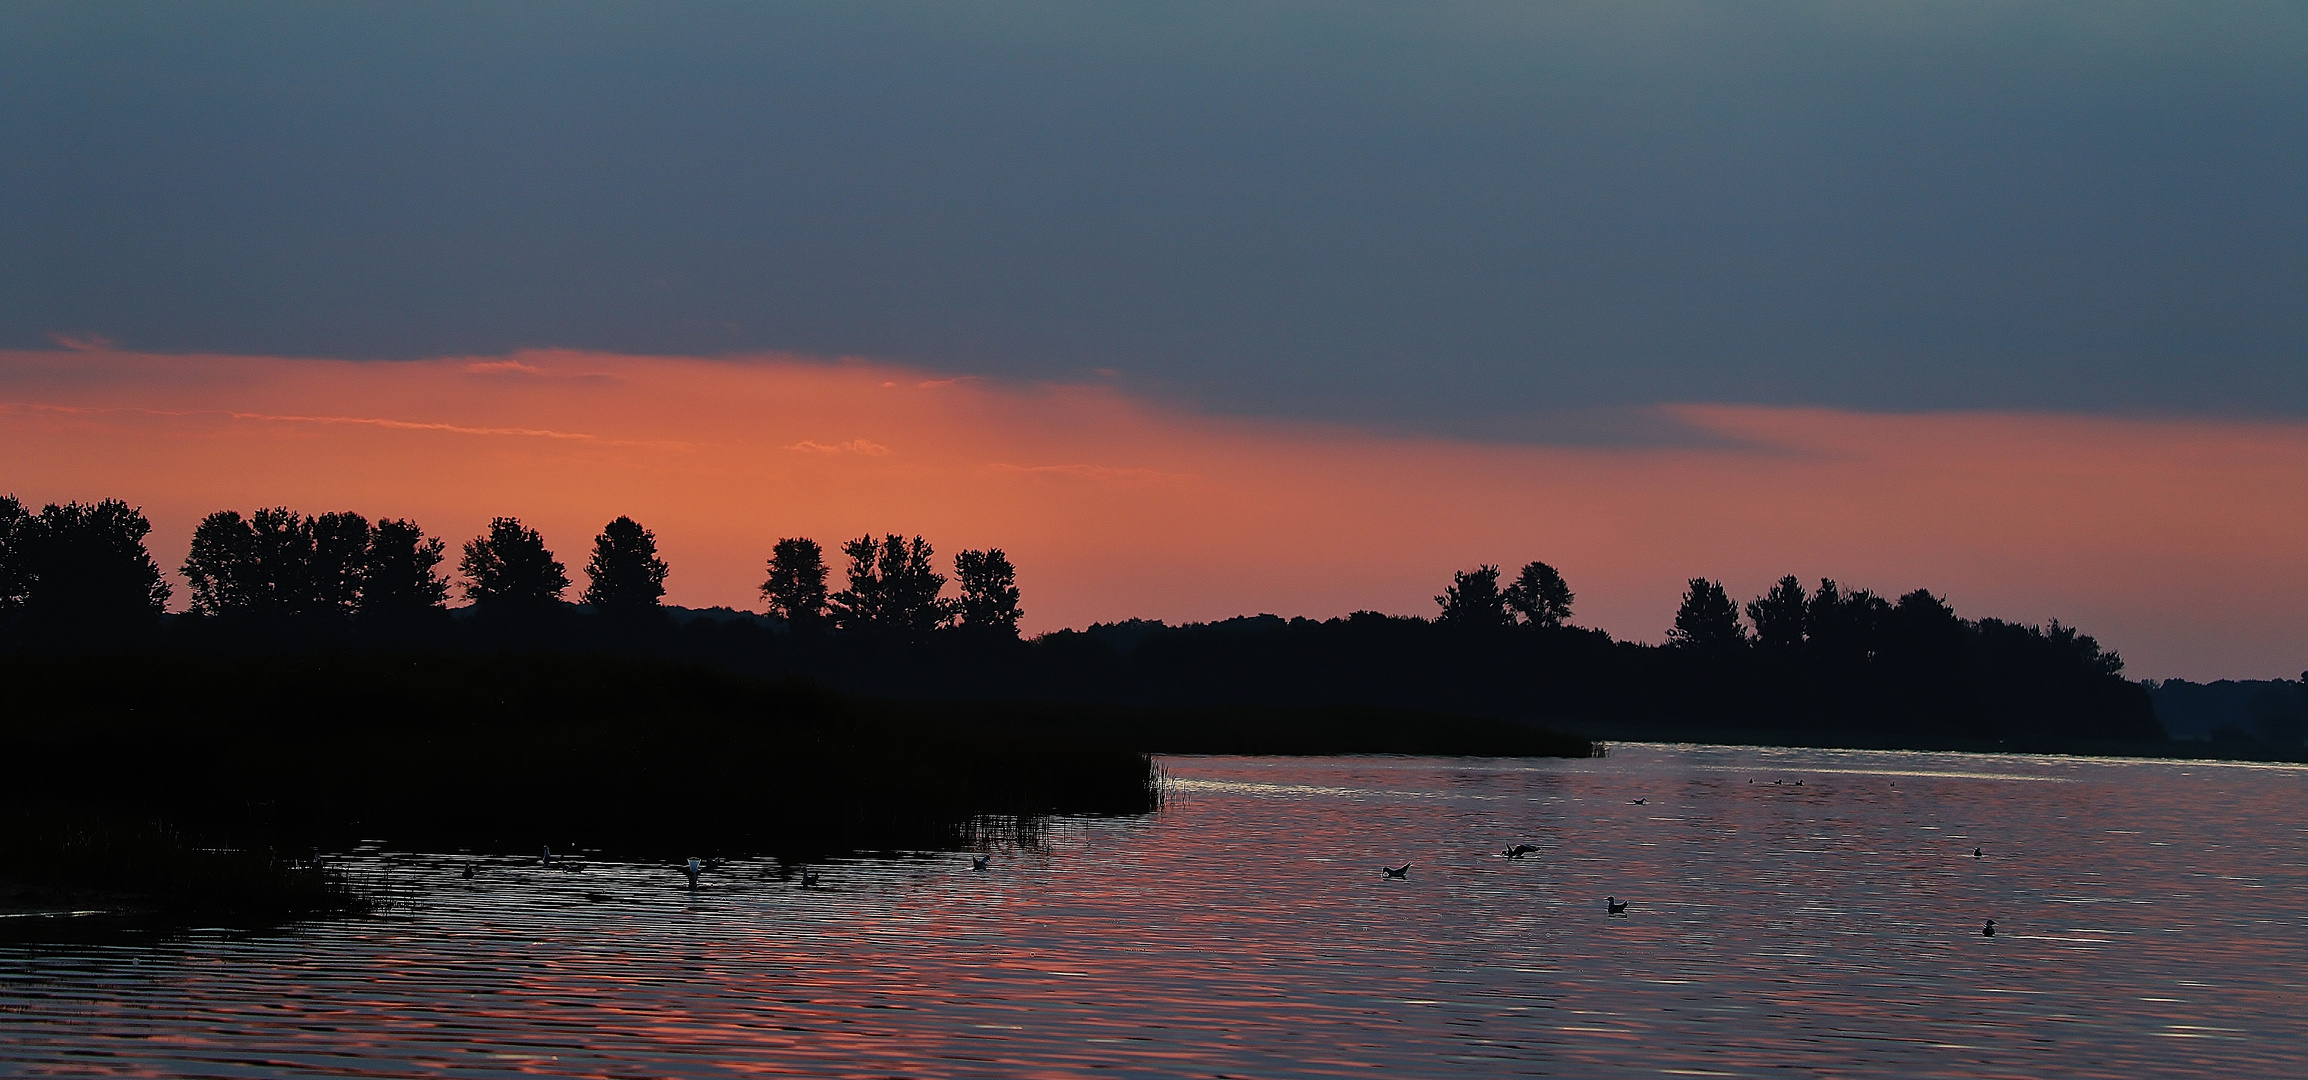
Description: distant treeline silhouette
0,495,2170,752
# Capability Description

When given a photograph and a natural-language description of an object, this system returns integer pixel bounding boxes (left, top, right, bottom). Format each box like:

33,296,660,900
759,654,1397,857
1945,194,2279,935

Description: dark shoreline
0,652,1595,922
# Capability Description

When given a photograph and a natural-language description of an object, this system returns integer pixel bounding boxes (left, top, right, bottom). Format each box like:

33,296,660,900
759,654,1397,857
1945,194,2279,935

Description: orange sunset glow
3,345,2304,679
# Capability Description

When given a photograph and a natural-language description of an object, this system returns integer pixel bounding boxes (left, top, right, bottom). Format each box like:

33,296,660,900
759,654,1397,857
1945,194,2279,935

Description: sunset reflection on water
4,745,2304,1078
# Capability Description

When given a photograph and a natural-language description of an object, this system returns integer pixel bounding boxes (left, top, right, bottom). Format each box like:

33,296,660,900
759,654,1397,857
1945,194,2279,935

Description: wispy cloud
787,439,890,456
48,333,115,352
5,401,600,441
982,462,1194,483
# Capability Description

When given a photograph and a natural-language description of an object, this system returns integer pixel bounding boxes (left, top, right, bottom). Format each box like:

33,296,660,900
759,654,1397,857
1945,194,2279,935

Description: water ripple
3,745,2304,1077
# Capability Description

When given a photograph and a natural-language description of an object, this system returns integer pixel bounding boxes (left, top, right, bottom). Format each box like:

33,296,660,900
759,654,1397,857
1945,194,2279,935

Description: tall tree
1806,578,1889,664
459,517,569,617
582,516,669,618
830,534,949,636
182,510,258,616
953,548,1023,638
0,495,31,619
760,537,830,632
360,518,449,621
310,512,370,619
1502,560,1575,628
22,499,171,641
1667,578,1746,649
1435,564,1511,630
1745,575,1808,650
245,507,316,618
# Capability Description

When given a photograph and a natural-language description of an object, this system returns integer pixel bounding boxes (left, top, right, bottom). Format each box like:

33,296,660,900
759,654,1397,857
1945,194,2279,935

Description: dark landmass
2145,676,2308,760
0,652,1591,921
2,496,2265,924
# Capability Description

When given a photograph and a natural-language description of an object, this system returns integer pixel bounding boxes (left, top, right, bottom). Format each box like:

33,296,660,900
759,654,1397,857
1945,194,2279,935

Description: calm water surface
4,745,2305,1078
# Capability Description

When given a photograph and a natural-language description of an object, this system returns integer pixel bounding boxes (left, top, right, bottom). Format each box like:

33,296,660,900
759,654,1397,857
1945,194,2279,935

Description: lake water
4,745,2305,1078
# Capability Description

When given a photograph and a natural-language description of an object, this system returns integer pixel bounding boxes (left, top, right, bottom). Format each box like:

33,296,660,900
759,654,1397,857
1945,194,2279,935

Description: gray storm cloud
5,1,2303,440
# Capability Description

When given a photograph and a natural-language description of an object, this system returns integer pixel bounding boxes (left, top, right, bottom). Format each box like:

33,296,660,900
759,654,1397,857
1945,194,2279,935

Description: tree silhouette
246,508,317,618
1435,564,1511,630
459,517,569,617
582,516,669,618
182,510,257,616
182,508,368,622
1503,561,1574,628
0,495,31,618
954,548,1023,637
1667,578,1746,649
760,537,830,632
360,518,449,622
22,499,170,642
1745,575,1808,650
1806,578,1888,664
830,534,949,637
311,512,370,619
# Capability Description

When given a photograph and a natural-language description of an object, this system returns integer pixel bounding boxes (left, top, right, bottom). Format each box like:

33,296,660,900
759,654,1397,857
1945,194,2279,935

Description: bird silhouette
1382,863,1412,879
1983,919,1997,937
1632,798,1646,805
460,860,477,880
1501,844,1539,859
971,854,990,871
801,871,822,888
1606,896,1628,915
1973,847,1984,858
681,857,703,889
540,846,554,867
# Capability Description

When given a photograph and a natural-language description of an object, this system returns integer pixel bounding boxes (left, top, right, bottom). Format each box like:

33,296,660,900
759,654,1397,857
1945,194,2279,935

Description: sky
4,3,2305,678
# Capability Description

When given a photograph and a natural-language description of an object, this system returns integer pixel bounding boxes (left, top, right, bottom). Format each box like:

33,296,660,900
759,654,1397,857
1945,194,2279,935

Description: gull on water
1382,863,1411,879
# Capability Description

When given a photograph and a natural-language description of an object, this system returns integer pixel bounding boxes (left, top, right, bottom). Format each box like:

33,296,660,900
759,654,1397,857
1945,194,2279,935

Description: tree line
0,493,2164,751
0,495,1021,642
